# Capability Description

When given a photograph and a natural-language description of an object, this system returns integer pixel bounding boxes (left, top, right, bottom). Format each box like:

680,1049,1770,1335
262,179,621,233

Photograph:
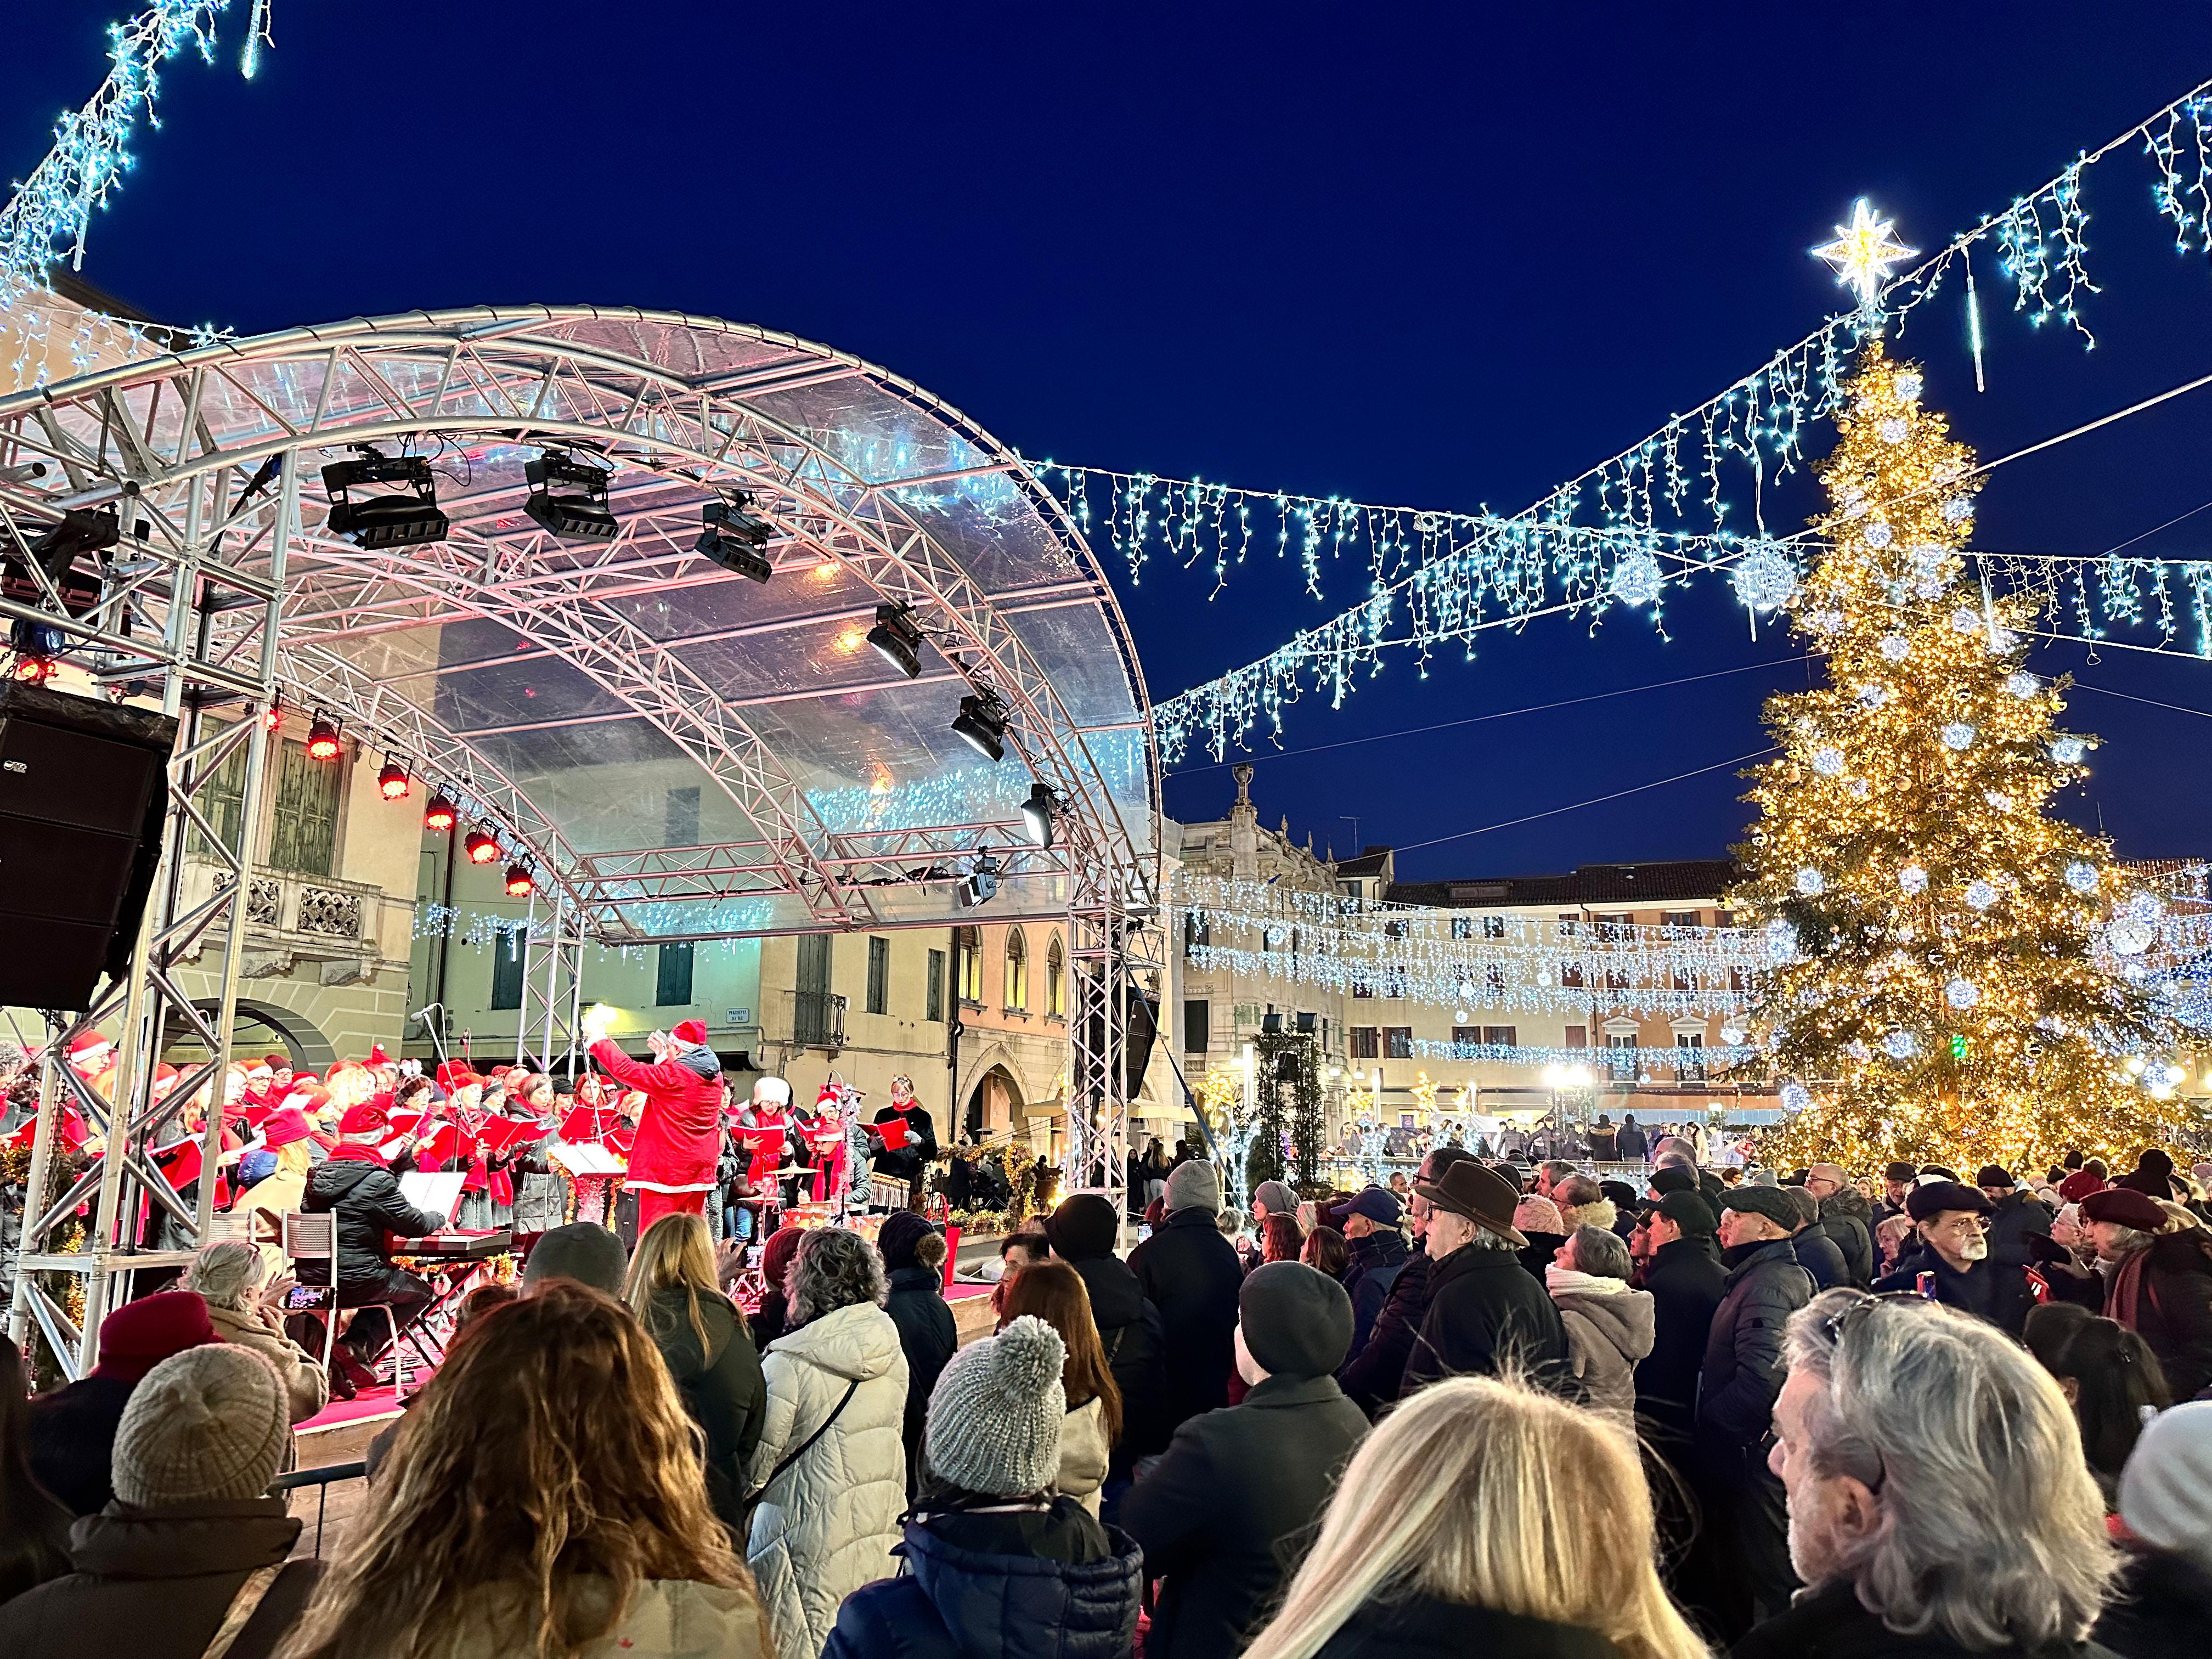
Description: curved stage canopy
0,306,1161,944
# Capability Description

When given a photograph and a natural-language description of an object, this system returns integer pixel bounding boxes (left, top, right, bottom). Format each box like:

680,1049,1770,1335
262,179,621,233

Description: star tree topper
1813,198,1918,309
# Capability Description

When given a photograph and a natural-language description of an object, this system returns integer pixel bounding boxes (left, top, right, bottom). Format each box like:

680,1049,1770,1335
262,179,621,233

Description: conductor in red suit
585,1016,724,1233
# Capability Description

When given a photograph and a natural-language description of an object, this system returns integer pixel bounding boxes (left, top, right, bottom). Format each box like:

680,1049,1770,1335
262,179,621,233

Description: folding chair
281,1211,409,1400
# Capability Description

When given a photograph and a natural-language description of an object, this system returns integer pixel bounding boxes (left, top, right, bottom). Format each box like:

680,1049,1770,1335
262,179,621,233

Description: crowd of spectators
1,1137,2209,1659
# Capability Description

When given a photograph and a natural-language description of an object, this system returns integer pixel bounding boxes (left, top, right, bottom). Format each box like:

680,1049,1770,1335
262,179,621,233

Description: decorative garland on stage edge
927,1139,1043,1236
2,1139,89,1388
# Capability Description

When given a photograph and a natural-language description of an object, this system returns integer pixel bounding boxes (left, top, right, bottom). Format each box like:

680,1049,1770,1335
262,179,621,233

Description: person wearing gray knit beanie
115,1344,292,1507
923,1314,1066,1498
1163,1159,1221,1216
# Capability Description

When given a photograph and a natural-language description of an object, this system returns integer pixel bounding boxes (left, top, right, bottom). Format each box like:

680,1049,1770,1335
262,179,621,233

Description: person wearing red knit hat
20,1291,219,1516
584,1013,723,1235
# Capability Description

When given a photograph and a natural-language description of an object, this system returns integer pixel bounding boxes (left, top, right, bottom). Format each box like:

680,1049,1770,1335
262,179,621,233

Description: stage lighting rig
464,827,501,865
867,603,924,679
1020,782,1057,849
524,450,618,542
306,716,342,761
2,505,131,620
377,760,411,800
423,792,459,833
695,495,775,582
951,692,1007,763
504,863,535,897
954,848,1001,910
321,450,449,548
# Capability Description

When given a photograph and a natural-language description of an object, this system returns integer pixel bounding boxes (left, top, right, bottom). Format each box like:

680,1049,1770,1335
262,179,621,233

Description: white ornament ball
1878,416,1909,444
1882,1029,1920,1060
1864,519,1895,549
1806,608,1844,634
1941,722,1976,751
2065,861,2101,894
1795,866,1826,896
1847,778,1870,798
1965,879,1998,911
1951,607,1983,634
1898,865,1928,895
1812,746,1844,776
1609,552,1664,609
2125,891,2165,924
2006,672,2038,698
1720,1025,1745,1045
1779,1082,1812,1113
1895,371,1925,402
1945,978,1980,1009
1857,682,1891,709
1764,918,1799,962
1733,546,1799,613
1942,495,1976,522
1985,791,2015,812
1880,635,1910,663
2051,736,2088,765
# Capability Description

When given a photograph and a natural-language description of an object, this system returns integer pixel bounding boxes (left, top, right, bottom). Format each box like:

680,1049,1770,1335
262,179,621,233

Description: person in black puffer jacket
824,1316,1141,1659
878,1210,957,1492
1046,1193,1166,1464
1805,1164,1875,1286
300,1102,445,1375
1126,1163,1243,1439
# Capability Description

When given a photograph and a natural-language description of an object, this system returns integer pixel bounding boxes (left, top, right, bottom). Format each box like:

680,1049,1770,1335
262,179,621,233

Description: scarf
2106,1240,2152,1330
1546,1265,1629,1297
328,1142,386,1167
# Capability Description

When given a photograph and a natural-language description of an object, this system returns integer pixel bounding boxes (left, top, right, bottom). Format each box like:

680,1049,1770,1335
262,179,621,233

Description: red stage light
464,828,500,865
8,656,57,685
423,792,458,832
306,716,342,760
262,700,283,731
377,760,410,800
504,863,535,897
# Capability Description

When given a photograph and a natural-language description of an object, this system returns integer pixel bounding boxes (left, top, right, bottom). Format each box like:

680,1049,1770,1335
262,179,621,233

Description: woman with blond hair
275,1278,769,1659
1240,1374,1707,1659
997,1257,1122,1516
624,1211,765,1537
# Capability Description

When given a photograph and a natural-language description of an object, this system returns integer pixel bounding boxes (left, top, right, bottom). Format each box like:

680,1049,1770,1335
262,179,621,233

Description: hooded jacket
0,1498,323,1659
746,1300,909,1659
821,1498,1142,1659
588,1038,723,1193
1547,1271,1655,1423
1813,1187,1876,1287
1064,1251,1167,1461
300,1154,445,1291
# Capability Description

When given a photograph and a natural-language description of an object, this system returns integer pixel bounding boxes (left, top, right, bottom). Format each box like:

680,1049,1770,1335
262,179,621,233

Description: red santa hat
367,1043,390,1065
263,1107,314,1149
337,1100,388,1137
67,1030,114,1065
436,1061,475,1093
672,1019,710,1047
816,1082,840,1109
264,1054,291,1070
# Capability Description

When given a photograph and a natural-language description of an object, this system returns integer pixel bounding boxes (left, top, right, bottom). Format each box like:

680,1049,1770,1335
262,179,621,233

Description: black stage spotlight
951,693,1007,763
867,603,924,679
523,451,618,542
955,849,1001,910
695,496,774,583
321,450,449,548
1020,781,1056,849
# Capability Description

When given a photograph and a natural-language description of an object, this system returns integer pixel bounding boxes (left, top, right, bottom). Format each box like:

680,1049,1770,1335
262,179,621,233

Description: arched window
1005,927,1029,1011
1046,934,1065,1017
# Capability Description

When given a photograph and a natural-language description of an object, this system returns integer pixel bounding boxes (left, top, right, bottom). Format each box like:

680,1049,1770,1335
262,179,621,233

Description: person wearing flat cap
1873,1180,2038,1338
1327,1186,1409,1361
1120,1263,1368,1659
1398,1160,1568,1398
1694,1182,1816,1637
1976,1161,2056,1272
2082,1185,2212,1400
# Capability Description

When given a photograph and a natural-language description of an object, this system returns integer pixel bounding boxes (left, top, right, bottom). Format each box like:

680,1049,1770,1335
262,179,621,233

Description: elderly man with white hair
1741,1286,2123,1659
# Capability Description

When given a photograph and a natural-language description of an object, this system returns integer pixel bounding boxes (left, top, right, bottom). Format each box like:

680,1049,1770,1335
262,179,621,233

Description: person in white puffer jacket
747,1225,909,1659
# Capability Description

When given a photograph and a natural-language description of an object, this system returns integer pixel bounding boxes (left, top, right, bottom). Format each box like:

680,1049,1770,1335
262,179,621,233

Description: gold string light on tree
1732,340,2181,1170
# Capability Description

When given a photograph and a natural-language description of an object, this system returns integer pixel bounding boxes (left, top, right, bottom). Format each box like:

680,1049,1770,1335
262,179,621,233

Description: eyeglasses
1817,1288,1932,1348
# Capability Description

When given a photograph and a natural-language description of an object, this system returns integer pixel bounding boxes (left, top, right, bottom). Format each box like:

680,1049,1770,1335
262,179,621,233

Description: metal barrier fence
269,1459,366,1558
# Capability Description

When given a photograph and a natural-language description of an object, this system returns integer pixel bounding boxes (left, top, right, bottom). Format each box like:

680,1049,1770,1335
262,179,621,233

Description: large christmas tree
1733,341,2176,1170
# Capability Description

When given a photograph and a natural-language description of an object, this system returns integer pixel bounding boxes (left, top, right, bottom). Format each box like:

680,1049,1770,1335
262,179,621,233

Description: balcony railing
791,990,848,1049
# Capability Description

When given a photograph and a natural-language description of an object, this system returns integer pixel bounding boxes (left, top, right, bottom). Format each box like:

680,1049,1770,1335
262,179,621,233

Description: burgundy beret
2079,1188,2171,1232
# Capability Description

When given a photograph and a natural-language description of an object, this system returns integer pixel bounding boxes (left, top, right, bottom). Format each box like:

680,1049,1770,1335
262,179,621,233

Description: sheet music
398,1171,468,1222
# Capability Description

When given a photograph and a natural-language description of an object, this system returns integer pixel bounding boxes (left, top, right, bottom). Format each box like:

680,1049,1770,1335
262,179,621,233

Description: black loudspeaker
0,681,178,1011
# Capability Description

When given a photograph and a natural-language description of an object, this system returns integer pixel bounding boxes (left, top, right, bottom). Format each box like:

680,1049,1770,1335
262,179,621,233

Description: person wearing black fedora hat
1399,1160,1568,1400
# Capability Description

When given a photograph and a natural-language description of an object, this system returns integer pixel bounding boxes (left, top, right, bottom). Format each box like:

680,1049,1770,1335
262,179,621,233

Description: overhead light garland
1059,75,2212,761
0,3,264,383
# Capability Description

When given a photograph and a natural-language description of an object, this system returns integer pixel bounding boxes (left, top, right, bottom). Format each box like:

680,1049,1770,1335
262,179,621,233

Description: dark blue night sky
10,3,2212,879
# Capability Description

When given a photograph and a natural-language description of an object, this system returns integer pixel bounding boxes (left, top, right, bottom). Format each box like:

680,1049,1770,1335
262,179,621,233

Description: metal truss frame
2,453,293,1376
512,891,587,1080
0,306,1161,1283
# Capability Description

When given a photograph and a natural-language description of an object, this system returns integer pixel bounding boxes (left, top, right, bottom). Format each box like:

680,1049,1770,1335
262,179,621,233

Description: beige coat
1053,1393,1110,1518
448,1579,770,1658
202,1299,329,1424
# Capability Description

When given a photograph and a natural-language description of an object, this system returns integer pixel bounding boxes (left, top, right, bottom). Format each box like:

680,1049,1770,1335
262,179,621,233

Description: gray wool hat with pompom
922,1313,1066,1498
